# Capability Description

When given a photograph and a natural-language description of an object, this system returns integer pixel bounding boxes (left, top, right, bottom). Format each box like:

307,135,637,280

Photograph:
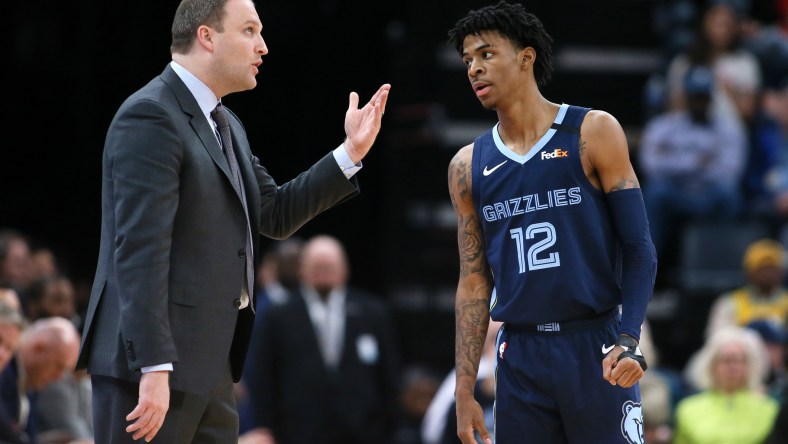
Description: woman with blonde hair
673,326,778,443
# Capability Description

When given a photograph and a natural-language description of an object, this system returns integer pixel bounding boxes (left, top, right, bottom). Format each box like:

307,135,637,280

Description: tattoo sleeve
448,149,492,390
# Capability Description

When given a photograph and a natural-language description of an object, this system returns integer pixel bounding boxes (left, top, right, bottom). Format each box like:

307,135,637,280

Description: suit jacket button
125,340,136,361
234,299,242,308
238,249,246,259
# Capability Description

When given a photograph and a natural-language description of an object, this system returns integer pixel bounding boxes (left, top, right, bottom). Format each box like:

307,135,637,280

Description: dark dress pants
91,363,238,444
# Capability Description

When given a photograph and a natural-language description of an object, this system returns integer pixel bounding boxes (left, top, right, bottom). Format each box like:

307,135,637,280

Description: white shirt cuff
333,143,362,179
141,363,174,373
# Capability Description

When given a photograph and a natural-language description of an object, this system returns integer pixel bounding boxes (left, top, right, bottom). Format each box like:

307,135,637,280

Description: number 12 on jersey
510,222,560,273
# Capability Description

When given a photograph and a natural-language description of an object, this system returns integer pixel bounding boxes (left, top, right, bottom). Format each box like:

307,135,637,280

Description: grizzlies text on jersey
472,103,622,325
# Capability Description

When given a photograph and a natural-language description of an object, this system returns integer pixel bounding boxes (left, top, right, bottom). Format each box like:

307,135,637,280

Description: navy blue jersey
472,104,622,325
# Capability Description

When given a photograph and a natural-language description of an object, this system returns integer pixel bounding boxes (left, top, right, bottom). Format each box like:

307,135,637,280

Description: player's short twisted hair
447,1,554,86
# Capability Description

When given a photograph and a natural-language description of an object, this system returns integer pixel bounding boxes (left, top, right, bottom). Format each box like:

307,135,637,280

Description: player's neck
496,96,559,154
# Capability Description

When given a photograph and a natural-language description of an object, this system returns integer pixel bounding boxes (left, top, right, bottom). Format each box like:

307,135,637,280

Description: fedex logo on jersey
541,148,568,160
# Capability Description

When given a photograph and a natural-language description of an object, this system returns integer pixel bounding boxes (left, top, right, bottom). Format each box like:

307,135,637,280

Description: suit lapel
160,66,236,194
160,66,260,247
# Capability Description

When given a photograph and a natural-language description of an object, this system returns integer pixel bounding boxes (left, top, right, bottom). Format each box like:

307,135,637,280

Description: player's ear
520,47,536,70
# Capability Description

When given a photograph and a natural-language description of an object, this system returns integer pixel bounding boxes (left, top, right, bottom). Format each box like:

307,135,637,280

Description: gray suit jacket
76,65,359,394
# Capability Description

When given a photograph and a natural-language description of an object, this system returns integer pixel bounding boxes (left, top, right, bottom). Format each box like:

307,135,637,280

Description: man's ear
520,47,536,70
196,25,214,50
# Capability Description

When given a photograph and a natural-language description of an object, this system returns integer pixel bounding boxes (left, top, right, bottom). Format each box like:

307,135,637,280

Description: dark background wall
6,0,674,372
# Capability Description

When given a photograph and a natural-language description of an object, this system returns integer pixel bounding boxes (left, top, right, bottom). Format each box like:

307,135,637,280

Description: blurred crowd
2,0,788,443
0,229,90,444
7,224,788,444
641,0,788,262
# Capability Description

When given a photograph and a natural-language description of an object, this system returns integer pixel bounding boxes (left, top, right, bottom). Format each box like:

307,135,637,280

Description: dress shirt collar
170,60,221,122
302,286,346,313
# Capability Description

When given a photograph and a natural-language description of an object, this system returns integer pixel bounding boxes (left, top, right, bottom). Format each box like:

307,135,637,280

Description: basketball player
446,2,657,444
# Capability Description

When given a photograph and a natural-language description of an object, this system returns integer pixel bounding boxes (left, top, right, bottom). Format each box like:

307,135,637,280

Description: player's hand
126,371,170,442
343,83,391,164
603,348,644,387
602,336,646,388
455,395,493,444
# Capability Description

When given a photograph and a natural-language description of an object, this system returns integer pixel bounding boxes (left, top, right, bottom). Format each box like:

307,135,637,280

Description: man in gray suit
75,0,390,442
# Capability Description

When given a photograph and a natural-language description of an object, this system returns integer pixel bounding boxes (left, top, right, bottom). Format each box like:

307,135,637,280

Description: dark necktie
211,104,254,311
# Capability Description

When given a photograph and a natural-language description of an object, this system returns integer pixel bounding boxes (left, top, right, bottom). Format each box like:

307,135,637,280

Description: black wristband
615,335,648,371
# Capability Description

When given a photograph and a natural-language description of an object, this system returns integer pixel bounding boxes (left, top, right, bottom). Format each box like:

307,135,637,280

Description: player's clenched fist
603,334,647,388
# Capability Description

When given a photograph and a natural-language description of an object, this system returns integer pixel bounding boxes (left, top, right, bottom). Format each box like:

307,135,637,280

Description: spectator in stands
28,247,59,285
0,303,24,378
763,76,788,231
738,65,783,216
253,237,304,315
674,325,778,444
0,286,21,315
35,368,93,444
0,302,26,444
739,98,783,217
24,276,78,327
23,278,93,444
744,319,787,399
639,63,747,261
392,363,441,444
0,230,32,302
741,0,788,92
665,1,762,127
246,234,402,443
706,238,788,338
0,317,80,444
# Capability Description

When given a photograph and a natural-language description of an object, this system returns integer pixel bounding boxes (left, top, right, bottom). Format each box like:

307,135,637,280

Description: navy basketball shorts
493,310,644,444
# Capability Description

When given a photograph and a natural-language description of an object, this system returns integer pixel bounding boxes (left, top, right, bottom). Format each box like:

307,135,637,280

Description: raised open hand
343,83,391,164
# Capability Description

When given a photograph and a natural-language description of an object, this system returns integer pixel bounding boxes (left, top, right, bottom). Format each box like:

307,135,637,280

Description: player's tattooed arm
608,177,639,192
449,146,493,391
454,212,491,382
581,110,641,193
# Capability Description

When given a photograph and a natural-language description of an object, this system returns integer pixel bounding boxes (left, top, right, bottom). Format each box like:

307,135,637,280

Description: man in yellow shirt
706,239,788,337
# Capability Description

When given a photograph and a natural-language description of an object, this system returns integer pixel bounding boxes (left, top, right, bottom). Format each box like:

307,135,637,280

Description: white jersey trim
492,103,570,165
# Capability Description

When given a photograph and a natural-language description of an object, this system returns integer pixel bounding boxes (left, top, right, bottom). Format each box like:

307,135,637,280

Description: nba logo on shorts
498,341,507,359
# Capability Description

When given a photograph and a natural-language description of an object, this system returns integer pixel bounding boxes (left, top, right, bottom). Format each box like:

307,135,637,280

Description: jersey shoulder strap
550,105,592,134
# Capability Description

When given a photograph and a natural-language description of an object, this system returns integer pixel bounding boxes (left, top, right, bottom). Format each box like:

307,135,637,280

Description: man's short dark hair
447,1,554,86
170,0,231,55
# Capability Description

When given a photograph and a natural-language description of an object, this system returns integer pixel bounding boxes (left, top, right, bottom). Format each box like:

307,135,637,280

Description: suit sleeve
251,152,360,240
222,108,360,240
109,99,181,369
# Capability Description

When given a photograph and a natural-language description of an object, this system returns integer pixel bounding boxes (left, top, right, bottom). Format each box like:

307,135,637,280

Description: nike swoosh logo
483,160,508,176
602,344,615,354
